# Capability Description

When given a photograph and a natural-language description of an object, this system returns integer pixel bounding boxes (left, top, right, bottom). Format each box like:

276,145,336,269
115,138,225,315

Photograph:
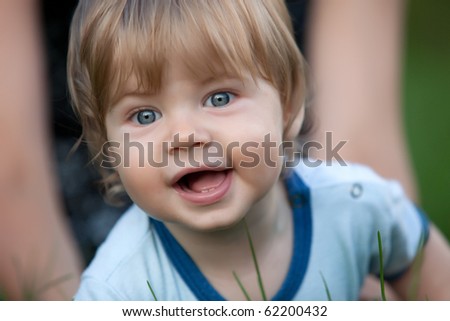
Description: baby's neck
165,180,293,300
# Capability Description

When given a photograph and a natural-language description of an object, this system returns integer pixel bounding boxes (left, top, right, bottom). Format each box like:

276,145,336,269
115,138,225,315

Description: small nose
168,114,212,151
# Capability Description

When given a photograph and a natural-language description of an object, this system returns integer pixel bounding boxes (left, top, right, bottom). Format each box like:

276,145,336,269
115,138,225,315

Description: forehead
110,57,254,106
102,0,275,107
113,61,261,110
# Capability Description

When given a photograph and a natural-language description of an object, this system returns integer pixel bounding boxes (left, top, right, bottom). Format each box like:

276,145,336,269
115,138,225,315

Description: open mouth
173,169,232,205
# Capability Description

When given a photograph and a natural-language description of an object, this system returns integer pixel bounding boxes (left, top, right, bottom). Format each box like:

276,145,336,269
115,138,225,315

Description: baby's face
105,61,287,231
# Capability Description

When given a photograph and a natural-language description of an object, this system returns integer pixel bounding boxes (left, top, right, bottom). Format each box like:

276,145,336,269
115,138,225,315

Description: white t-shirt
74,162,428,300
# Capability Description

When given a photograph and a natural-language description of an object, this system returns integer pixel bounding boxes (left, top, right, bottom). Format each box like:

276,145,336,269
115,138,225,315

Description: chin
183,212,245,233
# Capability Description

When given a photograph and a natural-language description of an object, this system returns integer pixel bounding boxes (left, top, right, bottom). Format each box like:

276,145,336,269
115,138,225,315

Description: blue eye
132,109,161,125
205,92,235,108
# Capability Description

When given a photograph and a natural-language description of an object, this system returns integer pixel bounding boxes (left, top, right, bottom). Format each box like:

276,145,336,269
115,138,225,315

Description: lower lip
174,170,233,205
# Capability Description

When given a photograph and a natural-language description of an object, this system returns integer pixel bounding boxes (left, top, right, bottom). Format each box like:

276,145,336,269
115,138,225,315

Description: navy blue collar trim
151,170,312,300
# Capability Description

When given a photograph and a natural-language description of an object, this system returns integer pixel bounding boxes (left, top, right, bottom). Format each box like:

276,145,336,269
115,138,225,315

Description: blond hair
67,0,307,203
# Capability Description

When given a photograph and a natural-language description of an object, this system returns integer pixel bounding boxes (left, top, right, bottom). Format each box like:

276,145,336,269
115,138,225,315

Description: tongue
187,171,227,193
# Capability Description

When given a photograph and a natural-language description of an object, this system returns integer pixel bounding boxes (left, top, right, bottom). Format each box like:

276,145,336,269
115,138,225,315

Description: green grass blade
232,271,252,301
146,280,158,301
243,220,267,301
319,271,332,301
377,231,387,301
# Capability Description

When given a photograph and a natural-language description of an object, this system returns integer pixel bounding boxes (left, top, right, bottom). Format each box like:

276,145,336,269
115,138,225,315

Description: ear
283,84,305,141
284,103,304,141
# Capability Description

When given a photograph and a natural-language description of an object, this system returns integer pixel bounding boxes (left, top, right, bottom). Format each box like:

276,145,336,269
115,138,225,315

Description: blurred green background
404,0,450,239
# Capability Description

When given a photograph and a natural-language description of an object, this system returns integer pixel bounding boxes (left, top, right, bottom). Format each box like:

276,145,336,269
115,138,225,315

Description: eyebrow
107,92,150,115
199,76,221,86
199,75,249,87
111,87,154,105
117,90,148,100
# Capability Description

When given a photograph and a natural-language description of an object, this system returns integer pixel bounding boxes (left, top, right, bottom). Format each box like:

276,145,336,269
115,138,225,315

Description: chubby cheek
231,137,284,170
117,165,165,212
229,134,284,202
107,128,169,167
226,111,284,170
